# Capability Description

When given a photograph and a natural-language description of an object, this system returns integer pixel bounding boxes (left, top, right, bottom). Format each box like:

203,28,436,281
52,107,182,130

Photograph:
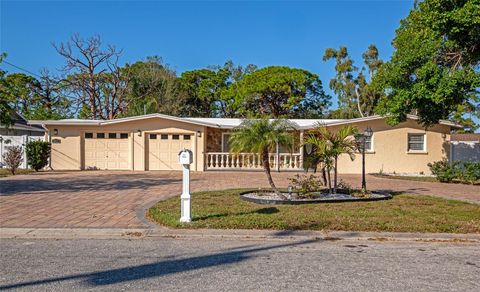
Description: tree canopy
323,45,384,119
374,0,480,130
1,52,70,122
123,56,185,117
228,66,331,118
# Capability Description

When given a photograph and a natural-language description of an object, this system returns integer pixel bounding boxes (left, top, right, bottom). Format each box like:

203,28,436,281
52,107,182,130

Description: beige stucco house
29,113,461,174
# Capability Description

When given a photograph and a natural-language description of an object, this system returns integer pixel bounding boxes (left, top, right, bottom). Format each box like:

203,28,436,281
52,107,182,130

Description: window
96,133,105,139
161,134,168,140
183,135,191,140
150,134,157,139
365,136,373,151
408,134,425,151
172,134,180,140
120,133,128,139
222,133,231,152
108,133,117,139
85,133,93,139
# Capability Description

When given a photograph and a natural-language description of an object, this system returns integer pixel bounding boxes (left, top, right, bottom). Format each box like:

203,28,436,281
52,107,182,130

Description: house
450,133,480,163
28,113,461,174
1,112,45,168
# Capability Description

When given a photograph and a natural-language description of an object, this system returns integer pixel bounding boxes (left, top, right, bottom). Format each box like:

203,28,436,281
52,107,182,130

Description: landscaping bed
240,189,392,205
148,189,480,233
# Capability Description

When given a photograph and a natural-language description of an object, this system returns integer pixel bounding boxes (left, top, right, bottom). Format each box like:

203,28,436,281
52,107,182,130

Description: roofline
0,125,45,132
99,113,220,128
29,113,222,128
29,113,463,130
307,114,463,129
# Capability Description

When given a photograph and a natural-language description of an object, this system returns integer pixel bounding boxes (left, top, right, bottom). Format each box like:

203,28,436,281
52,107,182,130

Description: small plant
336,180,353,194
289,174,323,198
26,140,51,171
2,146,23,175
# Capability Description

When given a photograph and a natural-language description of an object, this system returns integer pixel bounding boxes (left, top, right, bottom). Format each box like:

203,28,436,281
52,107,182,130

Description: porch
204,127,305,171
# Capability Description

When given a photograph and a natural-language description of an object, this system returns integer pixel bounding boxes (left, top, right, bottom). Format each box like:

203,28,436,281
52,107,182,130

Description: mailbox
179,149,193,165
178,148,193,223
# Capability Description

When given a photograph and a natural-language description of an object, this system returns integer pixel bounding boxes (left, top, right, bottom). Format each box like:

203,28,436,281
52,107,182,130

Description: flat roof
28,113,463,130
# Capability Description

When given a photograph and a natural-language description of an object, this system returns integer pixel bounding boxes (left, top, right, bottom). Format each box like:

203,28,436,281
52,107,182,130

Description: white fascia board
98,114,220,128
28,120,101,126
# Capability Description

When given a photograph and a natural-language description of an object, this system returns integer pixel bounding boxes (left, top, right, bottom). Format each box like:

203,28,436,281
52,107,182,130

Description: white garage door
84,132,130,170
148,133,193,170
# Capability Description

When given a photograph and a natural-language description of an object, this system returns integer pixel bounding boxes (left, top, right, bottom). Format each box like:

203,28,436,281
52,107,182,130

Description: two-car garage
38,114,206,171
82,131,196,171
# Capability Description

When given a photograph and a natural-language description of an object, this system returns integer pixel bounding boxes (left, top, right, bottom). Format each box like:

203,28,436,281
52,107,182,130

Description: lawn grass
0,168,35,177
372,174,480,185
148,189,480,233
372,174,439,183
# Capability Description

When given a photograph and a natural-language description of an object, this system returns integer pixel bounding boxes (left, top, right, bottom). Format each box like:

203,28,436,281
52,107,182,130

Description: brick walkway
0,171,478,228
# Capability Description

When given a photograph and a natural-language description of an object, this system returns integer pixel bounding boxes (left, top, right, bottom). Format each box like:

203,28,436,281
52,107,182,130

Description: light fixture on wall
53,129,58,135
137,130,142,137
197,131,201,137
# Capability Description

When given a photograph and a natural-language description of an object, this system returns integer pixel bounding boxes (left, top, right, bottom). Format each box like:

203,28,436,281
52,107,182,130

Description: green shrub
428,160,480,184
26,140,51,171
288,174,323,198
428,160,457,182
459,162,480,184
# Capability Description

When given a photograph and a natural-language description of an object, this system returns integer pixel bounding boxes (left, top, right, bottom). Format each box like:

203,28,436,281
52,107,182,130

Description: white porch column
22,135,28,169
275,141,280,172
299,130,304,170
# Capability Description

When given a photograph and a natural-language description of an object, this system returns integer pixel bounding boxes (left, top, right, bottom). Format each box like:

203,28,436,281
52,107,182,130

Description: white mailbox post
178,149,193,223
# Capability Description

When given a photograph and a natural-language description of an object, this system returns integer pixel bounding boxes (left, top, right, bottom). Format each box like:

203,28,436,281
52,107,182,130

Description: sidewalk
2,227,479,243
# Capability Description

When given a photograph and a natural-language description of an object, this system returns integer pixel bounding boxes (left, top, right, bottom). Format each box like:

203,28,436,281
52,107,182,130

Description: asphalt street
0,237,479,291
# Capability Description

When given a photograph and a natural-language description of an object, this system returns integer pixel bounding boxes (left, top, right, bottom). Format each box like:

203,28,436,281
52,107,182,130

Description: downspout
299,130,304,170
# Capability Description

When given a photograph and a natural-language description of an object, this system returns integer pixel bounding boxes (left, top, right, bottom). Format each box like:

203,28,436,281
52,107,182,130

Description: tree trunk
355,88,364,118
327,166,332,194
89,77,96,119
334,157,338,194
321,165,327,186
262,149,287,200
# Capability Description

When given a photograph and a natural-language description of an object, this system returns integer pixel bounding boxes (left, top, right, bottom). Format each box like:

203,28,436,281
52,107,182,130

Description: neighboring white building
450,134,480,163
0,112,45,169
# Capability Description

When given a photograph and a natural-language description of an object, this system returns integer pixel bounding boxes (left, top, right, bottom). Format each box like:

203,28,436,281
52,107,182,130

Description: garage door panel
84,134,130,170
148,133,193,170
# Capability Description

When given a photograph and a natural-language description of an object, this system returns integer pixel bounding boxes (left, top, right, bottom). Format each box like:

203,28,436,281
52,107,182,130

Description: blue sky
1,0,413,109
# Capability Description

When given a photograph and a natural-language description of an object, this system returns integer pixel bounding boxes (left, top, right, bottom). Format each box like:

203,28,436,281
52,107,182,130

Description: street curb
0,228,148,240
1,227,479,243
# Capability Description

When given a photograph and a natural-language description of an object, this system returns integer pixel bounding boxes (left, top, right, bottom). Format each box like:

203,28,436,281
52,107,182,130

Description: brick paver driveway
1,171,479,228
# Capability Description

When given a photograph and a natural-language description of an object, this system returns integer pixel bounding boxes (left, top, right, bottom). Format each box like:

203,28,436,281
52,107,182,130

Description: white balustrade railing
205,152,303,170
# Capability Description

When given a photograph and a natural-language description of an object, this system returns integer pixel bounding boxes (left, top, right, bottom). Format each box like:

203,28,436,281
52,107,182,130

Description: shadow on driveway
0,239,317,290
0,172,192,196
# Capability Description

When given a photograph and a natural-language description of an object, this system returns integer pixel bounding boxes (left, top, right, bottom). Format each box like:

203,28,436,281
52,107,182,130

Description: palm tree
305,125,358,193
304,133,334,193
229,118,294,199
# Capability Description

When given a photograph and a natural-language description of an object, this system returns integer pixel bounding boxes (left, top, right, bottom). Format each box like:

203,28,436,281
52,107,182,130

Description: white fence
205,152,303,171
450,142,480,163
0,135,44,169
